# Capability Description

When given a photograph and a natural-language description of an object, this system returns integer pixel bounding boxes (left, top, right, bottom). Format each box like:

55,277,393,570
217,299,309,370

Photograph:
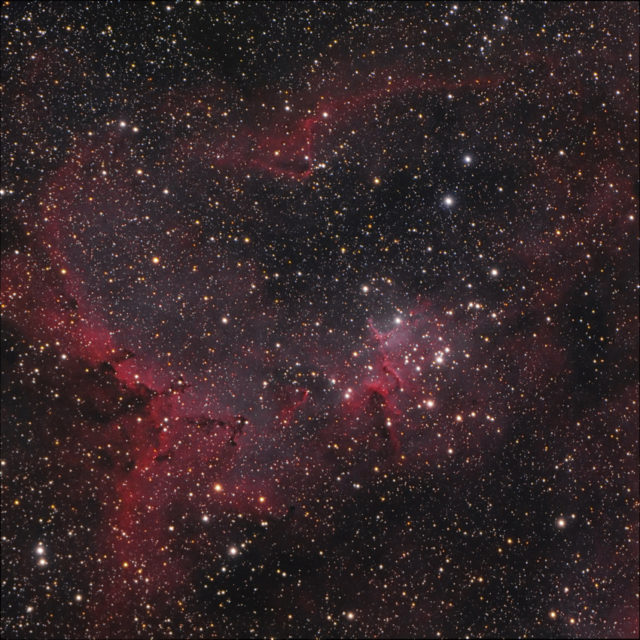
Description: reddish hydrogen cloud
2,32,635,635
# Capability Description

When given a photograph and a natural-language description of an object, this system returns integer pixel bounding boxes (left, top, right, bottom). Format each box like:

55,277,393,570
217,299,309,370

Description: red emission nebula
1,2,638,639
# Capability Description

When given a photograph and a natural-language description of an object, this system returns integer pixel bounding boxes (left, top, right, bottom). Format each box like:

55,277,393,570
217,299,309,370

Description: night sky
1,2,639,638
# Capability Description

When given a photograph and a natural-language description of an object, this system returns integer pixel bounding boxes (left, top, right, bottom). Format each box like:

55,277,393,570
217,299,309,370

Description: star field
1,2,638,638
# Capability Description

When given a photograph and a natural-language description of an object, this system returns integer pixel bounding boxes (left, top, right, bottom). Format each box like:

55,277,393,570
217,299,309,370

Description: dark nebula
1,2,638,638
